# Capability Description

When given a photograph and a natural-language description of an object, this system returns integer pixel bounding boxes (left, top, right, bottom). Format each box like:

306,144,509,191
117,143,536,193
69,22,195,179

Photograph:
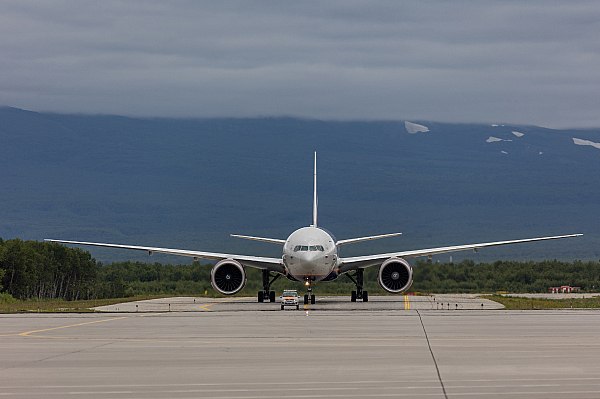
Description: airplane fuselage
283,226,338,282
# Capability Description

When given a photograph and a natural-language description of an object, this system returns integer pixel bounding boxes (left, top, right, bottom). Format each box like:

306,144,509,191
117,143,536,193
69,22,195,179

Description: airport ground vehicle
280,290,300,310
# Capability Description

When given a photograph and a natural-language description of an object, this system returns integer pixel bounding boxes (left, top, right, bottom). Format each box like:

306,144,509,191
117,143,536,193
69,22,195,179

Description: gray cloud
1,0,599,127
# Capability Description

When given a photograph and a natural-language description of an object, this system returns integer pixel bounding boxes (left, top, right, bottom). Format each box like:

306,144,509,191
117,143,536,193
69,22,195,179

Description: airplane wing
230,234,286,244
44,239,286,273
338,233,582,273
336,232,402,246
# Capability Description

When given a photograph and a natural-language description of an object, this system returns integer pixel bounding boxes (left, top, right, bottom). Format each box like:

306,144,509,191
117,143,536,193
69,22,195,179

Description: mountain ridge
1,106,598,262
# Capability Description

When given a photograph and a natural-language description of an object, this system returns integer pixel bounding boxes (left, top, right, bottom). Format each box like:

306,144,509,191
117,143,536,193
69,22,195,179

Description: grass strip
487,294,600,310
0,295,167,313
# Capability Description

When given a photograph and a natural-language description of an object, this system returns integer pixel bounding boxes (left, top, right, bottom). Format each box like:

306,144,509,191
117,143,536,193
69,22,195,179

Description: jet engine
210,259,246,295
378,257,413,293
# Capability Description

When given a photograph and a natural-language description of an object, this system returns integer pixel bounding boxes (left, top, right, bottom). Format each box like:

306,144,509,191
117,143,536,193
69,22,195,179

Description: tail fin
312,151,318,227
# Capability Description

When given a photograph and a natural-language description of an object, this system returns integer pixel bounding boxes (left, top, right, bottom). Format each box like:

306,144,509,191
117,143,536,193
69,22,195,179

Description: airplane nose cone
292,252,325,274
298,251,319,262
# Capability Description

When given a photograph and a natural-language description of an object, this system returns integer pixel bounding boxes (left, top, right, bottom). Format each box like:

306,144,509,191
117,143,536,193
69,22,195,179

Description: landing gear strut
257,270,280,303
346,268,368,302
303,279,316,304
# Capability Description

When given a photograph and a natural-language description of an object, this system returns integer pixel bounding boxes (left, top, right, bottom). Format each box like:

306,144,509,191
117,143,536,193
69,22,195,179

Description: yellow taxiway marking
198,303,215,311
404,295,411,310
18,316,129,337
198,297,247,312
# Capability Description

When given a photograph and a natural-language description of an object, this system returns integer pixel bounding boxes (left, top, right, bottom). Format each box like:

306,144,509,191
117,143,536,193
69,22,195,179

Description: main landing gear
346,268,368,302
257,270,280,303
303,279,316,305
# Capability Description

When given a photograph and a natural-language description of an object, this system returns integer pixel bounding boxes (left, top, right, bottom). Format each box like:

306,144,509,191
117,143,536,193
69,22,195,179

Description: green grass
487,295,600,310
0,295,167,313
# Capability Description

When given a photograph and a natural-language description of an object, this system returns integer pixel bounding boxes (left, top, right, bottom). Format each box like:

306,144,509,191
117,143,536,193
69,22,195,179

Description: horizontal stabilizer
336,232,403,246
230,234,286,245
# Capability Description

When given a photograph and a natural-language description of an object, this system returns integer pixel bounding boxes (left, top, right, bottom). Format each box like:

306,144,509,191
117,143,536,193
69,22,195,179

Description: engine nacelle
210,259,246,295
378,257,413,294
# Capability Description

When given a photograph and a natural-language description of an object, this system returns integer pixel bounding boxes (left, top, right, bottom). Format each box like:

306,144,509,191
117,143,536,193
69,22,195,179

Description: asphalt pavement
1,297,600,398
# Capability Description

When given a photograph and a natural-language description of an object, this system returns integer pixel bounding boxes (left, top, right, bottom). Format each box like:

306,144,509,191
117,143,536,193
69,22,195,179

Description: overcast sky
1,1,599,128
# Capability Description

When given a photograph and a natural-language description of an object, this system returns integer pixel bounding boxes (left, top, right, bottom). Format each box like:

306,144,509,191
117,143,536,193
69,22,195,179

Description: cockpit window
294,245,323,252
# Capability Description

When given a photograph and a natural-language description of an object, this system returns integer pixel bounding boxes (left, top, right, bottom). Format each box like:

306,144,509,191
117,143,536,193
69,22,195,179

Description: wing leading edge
338,233,582,272
336,232,403,246
44,239,285,273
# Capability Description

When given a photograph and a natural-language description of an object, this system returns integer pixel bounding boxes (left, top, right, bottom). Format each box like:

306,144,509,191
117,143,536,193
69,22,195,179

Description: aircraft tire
269,291,276,302
311,295,316,305
304,294,309,304
351,291,357,302
363,291,369,302
258,291,264,303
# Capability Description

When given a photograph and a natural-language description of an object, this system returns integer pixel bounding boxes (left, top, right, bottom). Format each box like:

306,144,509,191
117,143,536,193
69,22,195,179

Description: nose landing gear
303,279,316,304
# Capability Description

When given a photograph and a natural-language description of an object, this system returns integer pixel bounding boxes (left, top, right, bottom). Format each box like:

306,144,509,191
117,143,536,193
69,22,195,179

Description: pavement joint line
0,391,446,399
3,391,600,398
3,337,426,344
0,380,440,389
0,393,445,398
137,312,169,317
416,309,448,399
4,377,600,389
0,386,443,394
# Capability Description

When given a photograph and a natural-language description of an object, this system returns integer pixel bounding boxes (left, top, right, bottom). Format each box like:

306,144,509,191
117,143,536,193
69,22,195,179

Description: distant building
548,285,581,294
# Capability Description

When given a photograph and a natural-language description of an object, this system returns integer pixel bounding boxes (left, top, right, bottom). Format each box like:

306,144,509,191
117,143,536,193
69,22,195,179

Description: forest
1,238,599,301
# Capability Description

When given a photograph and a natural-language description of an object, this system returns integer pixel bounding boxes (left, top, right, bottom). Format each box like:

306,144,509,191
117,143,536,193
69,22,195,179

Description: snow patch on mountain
405,121,429,134
573,137,600,150
486,136,513,143
512,131,525,137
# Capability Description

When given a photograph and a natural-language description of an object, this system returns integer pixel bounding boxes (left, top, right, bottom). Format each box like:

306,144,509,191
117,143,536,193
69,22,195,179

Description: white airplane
47,153,582,305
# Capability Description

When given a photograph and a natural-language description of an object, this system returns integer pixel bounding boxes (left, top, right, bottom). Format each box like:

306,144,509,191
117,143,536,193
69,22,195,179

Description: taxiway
1,297,600,399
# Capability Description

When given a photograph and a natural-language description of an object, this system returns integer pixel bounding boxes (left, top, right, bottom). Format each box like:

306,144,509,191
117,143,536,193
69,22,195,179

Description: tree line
0,239,97,300
1,238,599,300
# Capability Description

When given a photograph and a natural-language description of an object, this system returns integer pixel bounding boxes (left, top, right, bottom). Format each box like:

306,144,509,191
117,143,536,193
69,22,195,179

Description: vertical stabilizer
312,151,318,227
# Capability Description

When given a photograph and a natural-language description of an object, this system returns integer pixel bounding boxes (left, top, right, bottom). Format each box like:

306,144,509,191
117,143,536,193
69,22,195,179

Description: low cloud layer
1,1,599,127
